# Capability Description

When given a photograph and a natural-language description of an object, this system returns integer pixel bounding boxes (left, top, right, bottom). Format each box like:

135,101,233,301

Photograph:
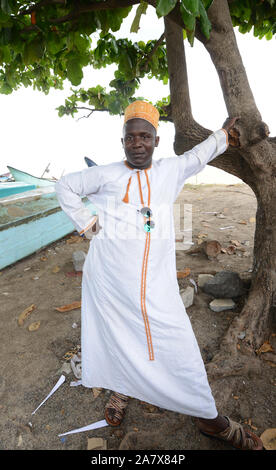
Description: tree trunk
164,0,276,381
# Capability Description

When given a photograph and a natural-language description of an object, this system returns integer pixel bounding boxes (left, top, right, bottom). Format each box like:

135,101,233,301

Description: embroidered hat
124,100,160,130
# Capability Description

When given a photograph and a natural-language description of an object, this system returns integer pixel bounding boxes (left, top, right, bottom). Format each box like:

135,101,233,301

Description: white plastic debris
189,278,198,293
70,380,82,387
31,375,65,415
58,419,108,437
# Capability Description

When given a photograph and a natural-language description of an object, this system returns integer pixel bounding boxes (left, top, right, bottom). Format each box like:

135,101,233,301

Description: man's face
121,118,159,169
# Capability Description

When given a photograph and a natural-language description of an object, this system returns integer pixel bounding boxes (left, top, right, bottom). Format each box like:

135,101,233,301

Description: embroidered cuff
214,128,229,154
79,215,98,236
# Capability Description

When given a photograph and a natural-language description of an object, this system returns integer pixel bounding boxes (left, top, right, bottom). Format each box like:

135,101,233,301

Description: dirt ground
0,183,275,451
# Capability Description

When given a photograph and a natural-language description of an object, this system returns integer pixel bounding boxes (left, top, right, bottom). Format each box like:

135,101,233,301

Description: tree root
206,350,262,382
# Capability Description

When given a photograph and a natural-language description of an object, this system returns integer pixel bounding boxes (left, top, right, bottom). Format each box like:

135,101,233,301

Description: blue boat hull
0,191,97,269
0,182,36,198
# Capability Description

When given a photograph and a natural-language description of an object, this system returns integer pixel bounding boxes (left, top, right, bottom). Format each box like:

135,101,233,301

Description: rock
180,286,194,308
238,331,246,339
202,271,245,298
72,251,86,272
87,437,107,450
198,274,214,288
58,362,72,375
209,298,236,312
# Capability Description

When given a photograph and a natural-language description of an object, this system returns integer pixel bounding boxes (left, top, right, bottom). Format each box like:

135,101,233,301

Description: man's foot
195,415,263,450
104,392,129,426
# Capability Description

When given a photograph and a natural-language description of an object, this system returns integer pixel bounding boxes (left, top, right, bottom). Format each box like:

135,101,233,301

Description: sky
0,8,275,184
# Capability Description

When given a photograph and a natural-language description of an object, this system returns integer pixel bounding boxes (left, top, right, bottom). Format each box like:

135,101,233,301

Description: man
55,100,263,450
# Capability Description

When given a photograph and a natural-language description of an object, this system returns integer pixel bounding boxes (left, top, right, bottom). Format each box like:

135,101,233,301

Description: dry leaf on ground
230,239,242,247
260,428,276,450
55,301,81,312
177,268,191,279
18,304,36,326
28,321,41,332
92,388,103,399
52,266,60,273
197,233,208,239
256,341,274,355
226,245,236,255
66,236,83,244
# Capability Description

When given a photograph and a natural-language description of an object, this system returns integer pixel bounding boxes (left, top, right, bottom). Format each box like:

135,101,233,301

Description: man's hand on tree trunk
222,117,240,147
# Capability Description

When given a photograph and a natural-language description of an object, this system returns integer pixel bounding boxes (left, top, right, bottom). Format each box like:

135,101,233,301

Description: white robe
55,129,228,419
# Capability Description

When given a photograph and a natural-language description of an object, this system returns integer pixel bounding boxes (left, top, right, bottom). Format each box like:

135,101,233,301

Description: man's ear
121,137,124,147
155,136,160,147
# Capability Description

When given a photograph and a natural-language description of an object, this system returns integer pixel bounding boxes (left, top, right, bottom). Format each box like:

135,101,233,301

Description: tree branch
49,0,140,24
195,0,261,124
19,0,67,16
163,15,256,183
75,106,109,121
140,32,165,72
164,16,211,153
18,0,140,24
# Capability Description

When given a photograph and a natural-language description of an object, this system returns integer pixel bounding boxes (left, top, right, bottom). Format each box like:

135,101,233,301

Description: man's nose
132,136,143,147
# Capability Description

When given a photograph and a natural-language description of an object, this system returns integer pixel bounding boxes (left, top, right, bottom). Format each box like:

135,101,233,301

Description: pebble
58,362,72,375
197,274,214,288
180,286,194,308
209,298,236,312
72,251,86,272
238,331,246,339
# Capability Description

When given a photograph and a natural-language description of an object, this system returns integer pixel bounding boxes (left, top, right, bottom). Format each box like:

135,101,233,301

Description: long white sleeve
55,165,102,235
172,129,228,200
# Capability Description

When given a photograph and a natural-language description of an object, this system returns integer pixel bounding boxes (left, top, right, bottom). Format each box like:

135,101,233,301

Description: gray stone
58,362,72,375
238,331,246,339
202,271,245,298
209,298,236,312
180,286,194,308
72,250,86,272
198,274,214,288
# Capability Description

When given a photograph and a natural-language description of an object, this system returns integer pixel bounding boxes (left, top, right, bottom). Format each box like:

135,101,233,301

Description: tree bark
164,0,276,380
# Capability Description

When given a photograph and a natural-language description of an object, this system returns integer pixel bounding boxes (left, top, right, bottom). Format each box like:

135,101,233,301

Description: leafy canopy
0,0,275,117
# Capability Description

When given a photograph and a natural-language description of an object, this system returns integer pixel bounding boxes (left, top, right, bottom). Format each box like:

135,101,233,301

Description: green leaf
180,1,196,32
23,40,44,65
156,0,178,17
198,0,212,39
66,58,83,86
182,0,199,15
130,2,148,33
0,27,12,46
74,34,91,54
202,0,213,9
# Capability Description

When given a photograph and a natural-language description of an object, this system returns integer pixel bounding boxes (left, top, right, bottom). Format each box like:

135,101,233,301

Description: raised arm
171,117,240,201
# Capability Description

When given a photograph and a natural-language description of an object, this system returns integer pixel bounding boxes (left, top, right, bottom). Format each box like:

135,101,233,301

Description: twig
140,32,165,72
75,107,109,121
